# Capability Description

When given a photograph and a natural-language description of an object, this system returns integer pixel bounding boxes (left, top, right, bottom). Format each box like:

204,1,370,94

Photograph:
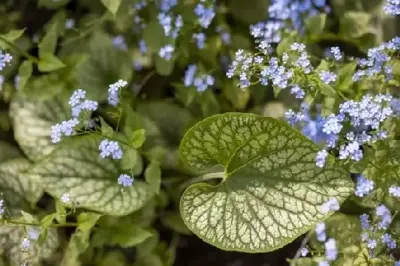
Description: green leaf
340,11,372,38
305,14,326,35
130,129,146,149
0,141,21,163
145,162,162,195
38,53,66,72
61,230,90,266
143,22,167,51
179,113,353,252
77,212,102,231
161,212,191,235
93,223,153,248
0,159,43,213
77,33,132,101
101,0,122,15
17,60,33,91
38,23,59,58
337,62,357,92
10,94,70,161
0,29,25,49
100,117,114,137
121,148,142,172
319,83,337,97
155,56,175,76
27,135,153,216
41,214,56,229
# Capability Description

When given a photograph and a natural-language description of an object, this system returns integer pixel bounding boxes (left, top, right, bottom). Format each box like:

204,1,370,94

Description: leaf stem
293,230,313,259
0,36,39,64
178,172,225,193
2,219,77,228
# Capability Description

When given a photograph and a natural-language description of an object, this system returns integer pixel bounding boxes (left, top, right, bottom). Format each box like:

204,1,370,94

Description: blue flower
324,238,338,261
99,139,123,160
184,64,197,87
195,4,215,28
384,0,400,15
112,35,128,51
367,239,377,249
382,233,397,249
315,222,326,242
160,0,177,12
355,176,374,197
319,71,337,84
300,247,308,257
330,47,342,60
108,80,128,106
139,39,147,54
0,50,12,71
290,85,305,99
159,45,174,60
389,186,400,197
316,150,328,168
118,174,134,187
193,32,206,49
360,214,370,229
321,198,339,214
51,118,80,143
376,204,392,229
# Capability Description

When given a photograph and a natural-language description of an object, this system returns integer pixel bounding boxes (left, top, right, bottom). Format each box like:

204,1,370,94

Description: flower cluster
384,0,400,16
352,37,400,82
118,174,134,187
315,94,394,167
69,89,98,117
194,1,215,29
99,139,123,160
183,64,215,92
51,118,79,144
108,80,128,106
360,205,396,256
354,175,374,197
250,0,329,43
0,50,12,71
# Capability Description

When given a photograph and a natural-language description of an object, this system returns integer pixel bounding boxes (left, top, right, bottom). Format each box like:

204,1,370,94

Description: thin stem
134,70,156,96
337,90,349,101
2,219,77,228
0,36,39,63
293,230,313,259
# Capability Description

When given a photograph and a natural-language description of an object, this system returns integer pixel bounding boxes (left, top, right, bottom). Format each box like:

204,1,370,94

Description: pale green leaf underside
27,136,153,216
0,159,43,213
179,113,353,252
10,94,70,161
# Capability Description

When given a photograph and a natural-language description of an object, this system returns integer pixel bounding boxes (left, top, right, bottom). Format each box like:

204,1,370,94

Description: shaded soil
174,235,301,266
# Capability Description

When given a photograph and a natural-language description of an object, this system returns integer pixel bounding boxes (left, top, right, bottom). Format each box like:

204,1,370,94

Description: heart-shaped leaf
27,135,152,216
179,113,353,252
10,94,70,161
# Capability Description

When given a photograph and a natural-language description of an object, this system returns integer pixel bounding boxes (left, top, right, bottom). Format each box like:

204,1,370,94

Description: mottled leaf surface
10,94,70,161
27,136,152,216
179,113,353,252
0,159,43,213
